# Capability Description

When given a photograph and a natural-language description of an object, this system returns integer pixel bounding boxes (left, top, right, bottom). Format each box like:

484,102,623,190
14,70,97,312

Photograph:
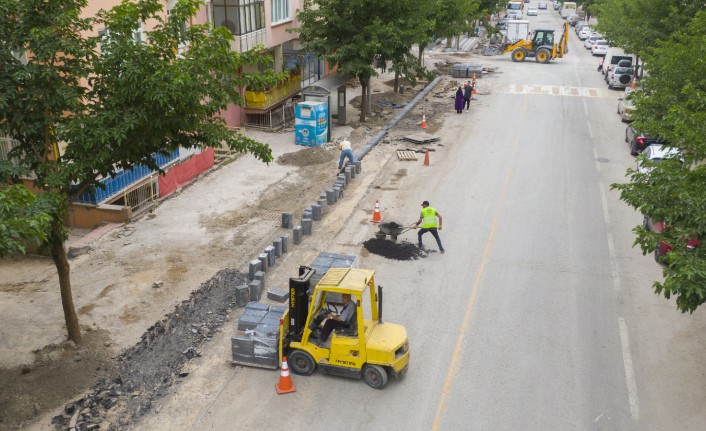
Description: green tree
0,0,278,342
593,0,704,59
611,10,706,312
297,0,425,122
0,185,52,255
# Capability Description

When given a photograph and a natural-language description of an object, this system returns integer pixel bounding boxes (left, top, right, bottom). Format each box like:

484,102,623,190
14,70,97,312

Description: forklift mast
288,266,315,339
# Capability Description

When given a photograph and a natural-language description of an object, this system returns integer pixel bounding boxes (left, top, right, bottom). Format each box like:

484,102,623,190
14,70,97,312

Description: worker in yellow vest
414,201,445,254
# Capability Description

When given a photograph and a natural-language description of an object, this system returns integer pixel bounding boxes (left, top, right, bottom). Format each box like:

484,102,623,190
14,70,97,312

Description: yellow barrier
245,75,302,109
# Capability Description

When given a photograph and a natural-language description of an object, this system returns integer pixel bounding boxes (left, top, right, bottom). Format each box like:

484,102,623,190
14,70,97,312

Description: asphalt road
138,9,706,431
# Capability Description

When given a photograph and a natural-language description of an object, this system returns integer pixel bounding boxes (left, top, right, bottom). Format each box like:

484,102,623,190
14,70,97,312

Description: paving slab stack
232,302,287,368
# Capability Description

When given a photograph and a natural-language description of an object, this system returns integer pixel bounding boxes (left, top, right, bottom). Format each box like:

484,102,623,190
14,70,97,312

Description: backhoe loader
503,22,569,63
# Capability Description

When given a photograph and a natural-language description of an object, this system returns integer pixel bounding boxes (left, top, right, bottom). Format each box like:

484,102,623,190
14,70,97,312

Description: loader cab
532,29,554,48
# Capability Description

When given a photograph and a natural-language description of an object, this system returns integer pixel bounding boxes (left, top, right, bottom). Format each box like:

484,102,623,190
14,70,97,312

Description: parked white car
578,26,594,40
637,145,682,175
591,40,609,56
617,96,635,122
584,35,603,49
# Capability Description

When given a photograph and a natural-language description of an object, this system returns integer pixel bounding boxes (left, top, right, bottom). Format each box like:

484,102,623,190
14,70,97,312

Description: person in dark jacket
463,81,473,111
454,87,464,113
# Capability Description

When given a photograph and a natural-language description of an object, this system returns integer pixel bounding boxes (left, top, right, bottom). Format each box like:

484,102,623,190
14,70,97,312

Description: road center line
618,317,640,419
599,182,610,224
430,96,526,431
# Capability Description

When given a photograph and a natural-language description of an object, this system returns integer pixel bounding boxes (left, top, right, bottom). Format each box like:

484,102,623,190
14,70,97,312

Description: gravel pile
362,238,427,260
51,268,247,431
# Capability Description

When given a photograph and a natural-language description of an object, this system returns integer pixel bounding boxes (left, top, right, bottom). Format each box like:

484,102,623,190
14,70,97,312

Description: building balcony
230,29,267,53
245,74,301,110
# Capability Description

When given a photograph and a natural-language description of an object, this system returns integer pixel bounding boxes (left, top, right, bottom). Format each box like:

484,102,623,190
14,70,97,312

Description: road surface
138,9,706,431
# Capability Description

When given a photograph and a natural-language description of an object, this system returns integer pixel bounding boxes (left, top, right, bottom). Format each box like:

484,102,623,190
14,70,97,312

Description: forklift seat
334,306,357,337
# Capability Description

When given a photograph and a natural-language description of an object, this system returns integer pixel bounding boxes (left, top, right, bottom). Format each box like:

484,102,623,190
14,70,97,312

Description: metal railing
121,174,158,214
243,103,295,130
0,135,20,164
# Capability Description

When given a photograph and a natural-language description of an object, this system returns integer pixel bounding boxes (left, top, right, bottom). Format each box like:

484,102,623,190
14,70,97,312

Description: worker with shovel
414,201,445,254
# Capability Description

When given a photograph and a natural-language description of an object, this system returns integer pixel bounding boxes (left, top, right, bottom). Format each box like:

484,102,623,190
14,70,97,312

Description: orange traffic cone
631,76,637,89
423,149,430,166
420,113,428,129
371,200,383,223
472,74,477,95
275,356,296,395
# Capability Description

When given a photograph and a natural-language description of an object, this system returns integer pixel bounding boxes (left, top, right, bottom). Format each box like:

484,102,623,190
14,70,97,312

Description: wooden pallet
397,150,418,161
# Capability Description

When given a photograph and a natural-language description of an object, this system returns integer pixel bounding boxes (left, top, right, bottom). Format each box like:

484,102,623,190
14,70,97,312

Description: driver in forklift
318,293,356,343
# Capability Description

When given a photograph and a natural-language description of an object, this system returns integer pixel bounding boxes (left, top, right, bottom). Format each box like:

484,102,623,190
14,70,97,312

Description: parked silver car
608,66,635,90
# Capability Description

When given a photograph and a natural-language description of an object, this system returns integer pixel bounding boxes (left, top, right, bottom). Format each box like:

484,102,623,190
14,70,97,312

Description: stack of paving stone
231,302,287,368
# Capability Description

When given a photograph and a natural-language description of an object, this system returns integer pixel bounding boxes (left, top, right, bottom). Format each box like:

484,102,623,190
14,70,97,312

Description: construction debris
401,134,440,144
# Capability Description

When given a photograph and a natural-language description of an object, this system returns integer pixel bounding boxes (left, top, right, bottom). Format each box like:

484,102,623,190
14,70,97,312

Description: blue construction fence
75,149,179,205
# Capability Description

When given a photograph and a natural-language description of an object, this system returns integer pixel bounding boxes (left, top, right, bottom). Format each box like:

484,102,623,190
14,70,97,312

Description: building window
133,21,145,43
271,0,290,23
213,0,265,35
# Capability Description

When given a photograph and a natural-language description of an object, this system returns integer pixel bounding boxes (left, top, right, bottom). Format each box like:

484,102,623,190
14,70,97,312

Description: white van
506,1,524,19
560,2,577,19
601,47,635,76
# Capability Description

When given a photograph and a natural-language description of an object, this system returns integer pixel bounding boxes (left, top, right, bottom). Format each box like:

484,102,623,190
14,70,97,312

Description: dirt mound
276,145,336,167
362,238,426,261
0,330,115,431
50,268,246,431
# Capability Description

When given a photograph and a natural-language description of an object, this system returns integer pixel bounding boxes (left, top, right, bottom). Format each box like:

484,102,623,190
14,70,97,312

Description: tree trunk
394,71,399,93
418,44,426,68
51,235,81,343
359,77,367,122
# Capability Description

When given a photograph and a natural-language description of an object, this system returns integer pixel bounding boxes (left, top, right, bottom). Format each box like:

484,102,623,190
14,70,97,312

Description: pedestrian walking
338,139,355,172
454,87,464,114
463,81,472,111
414,201,444,254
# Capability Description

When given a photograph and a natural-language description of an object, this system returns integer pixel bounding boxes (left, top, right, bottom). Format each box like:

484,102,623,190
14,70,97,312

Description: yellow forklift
503,22,570,63
279,266,410,389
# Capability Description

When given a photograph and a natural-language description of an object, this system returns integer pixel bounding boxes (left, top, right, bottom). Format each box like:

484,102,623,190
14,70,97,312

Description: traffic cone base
423,149,430,166
276,357,296,395
420,113,428,129
371,200,383,223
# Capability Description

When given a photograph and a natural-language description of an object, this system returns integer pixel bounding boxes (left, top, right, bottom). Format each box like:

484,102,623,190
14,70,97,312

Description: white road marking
599,182,610,224
502,84,609,98
583,98,589,116
587,121,594,139
618,317,640,420
607,232,621,291
593,147,601,172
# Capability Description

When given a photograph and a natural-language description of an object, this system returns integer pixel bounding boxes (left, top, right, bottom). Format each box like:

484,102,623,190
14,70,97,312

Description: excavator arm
556,22,569,57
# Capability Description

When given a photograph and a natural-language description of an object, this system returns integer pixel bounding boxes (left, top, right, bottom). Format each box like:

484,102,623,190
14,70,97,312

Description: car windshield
595,41,608,46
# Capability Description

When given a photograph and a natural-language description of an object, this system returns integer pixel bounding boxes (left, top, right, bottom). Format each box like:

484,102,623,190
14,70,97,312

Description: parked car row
569,10,690,263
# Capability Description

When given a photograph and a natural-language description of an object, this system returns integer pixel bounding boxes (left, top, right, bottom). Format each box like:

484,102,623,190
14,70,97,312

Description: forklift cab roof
317,268,375,294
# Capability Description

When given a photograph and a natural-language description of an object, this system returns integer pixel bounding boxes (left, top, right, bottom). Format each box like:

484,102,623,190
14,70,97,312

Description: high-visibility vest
421,207,438,228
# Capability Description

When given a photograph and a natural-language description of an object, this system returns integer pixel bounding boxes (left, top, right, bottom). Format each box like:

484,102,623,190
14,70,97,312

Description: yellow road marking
430,95,527,430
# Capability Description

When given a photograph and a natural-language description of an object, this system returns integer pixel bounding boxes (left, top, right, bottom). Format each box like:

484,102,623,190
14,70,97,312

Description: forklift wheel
362,364,388,389
289,350,316,376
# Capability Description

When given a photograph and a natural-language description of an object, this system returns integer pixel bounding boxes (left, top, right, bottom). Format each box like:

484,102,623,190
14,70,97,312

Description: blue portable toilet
294,101,328,147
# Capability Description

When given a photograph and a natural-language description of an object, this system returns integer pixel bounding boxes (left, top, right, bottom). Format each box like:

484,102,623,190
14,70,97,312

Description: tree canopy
0,0,279,341
611,8,706,312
